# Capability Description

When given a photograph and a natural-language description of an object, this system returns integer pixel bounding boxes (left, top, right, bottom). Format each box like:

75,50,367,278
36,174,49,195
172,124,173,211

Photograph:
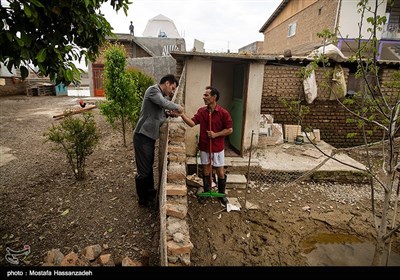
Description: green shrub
44,112,99,180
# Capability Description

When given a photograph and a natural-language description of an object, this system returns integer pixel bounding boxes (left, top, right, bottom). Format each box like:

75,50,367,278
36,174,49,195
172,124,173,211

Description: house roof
106,33,186,57
170,51,306,63
170,51,400,67
106,34,155,56
259,0,289,33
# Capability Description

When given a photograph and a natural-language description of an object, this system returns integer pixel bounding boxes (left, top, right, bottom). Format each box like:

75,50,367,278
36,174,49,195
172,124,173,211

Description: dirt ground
0,95,159,267
0,95,399,268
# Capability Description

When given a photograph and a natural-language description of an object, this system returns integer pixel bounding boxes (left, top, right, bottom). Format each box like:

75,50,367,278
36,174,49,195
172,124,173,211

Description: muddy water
301,233,400,266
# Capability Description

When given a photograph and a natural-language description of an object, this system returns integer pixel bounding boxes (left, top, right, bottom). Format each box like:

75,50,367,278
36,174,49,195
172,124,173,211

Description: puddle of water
301,233,400,266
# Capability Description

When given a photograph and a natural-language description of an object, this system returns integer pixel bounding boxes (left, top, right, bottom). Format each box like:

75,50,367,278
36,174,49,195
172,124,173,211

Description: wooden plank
53,105,97,120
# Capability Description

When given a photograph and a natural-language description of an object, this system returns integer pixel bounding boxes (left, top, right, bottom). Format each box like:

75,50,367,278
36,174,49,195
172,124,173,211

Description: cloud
101,0,281,52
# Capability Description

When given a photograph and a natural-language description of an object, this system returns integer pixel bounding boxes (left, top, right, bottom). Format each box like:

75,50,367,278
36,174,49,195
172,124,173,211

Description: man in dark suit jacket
134,74,183,207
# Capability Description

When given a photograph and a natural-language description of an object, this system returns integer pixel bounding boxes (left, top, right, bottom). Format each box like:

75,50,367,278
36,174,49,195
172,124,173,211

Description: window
346,71,379,98
288,22,296,37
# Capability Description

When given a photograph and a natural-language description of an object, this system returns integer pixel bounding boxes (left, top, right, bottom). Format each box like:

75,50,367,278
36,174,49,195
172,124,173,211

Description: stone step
226,174,247,189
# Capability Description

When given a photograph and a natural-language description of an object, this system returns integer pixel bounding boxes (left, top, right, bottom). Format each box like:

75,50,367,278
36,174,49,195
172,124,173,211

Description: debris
245,200,259,210
186,174,203,188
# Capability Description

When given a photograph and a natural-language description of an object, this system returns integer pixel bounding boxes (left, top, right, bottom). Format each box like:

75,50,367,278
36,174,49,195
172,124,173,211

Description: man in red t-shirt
180,86,233,205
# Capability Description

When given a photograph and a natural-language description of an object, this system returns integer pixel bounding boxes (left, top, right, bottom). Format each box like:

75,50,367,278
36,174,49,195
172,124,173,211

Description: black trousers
134,132,155,180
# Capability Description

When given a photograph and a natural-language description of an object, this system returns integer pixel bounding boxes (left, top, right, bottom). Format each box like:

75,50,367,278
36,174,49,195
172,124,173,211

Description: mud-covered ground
0,95,398,269
187,179,400,266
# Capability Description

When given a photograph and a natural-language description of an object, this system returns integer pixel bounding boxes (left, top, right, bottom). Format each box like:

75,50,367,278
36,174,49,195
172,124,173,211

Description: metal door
229,64,246,152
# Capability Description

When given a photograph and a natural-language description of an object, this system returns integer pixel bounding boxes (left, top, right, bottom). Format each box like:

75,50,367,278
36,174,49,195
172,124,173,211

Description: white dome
142,14,181,38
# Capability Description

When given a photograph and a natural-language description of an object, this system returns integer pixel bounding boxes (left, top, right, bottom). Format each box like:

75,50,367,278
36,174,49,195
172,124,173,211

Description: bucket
295,135,304,145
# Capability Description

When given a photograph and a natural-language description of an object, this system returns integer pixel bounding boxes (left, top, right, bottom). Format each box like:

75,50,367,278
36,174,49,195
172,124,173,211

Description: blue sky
101,0,282,52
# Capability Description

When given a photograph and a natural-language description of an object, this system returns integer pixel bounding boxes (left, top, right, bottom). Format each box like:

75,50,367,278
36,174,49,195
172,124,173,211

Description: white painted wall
338,0,387,39
184,57,212,155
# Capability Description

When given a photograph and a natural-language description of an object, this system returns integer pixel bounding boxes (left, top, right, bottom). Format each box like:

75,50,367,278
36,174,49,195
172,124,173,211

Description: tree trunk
371,184,392,265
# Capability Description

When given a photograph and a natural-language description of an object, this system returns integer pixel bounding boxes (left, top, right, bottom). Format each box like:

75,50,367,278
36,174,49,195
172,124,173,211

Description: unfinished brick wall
262,64,395,148
157,68,193,266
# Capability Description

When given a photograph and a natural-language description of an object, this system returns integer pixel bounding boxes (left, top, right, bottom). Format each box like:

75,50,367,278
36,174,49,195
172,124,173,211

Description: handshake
166,106,183,118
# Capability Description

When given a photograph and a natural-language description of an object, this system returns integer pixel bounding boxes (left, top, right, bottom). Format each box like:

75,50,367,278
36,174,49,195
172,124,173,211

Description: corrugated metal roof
171,51,275,61
170,51,400,67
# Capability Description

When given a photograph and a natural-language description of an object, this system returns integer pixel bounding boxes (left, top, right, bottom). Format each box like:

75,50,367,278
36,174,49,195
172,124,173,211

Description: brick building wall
381,68,399,98
96,41,151,64
261,64,394,148
263,0,338,55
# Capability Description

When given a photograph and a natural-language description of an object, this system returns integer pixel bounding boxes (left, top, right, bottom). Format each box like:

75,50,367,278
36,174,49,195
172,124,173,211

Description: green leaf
21,49,29,60
20,66,29,79
65,69,73,82
15,37,24,47
29,0,45,8
6,32,13,42
23,3,32,18
37,48,46,63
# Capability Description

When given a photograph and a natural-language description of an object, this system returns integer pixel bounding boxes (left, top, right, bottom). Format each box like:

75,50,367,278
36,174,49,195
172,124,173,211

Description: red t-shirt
192,105,233,153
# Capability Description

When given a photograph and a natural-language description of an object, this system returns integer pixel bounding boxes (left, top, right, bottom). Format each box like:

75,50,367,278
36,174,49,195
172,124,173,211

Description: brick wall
157,70,193,266
262,64,394,148
263,0,338,55
381,68,399,99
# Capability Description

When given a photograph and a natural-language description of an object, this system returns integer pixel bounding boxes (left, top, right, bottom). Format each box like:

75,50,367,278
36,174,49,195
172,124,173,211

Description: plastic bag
303,64,317,104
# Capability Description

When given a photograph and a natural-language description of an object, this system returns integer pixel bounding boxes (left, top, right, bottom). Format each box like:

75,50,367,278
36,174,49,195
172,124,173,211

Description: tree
0,0,131,85
295,0,399,266
44,112,99,180
99,43,143,146
126,67,155,127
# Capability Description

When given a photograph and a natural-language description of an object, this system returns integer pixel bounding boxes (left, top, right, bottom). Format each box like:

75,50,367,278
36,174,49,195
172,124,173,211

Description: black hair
206,86,219,101
160,74,179,87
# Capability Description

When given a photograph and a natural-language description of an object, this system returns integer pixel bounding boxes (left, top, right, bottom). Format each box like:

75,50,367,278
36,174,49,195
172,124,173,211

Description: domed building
143,14,181,38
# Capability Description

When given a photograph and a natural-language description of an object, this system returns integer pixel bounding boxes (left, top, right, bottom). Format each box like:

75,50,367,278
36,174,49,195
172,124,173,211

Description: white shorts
200,150,225,167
